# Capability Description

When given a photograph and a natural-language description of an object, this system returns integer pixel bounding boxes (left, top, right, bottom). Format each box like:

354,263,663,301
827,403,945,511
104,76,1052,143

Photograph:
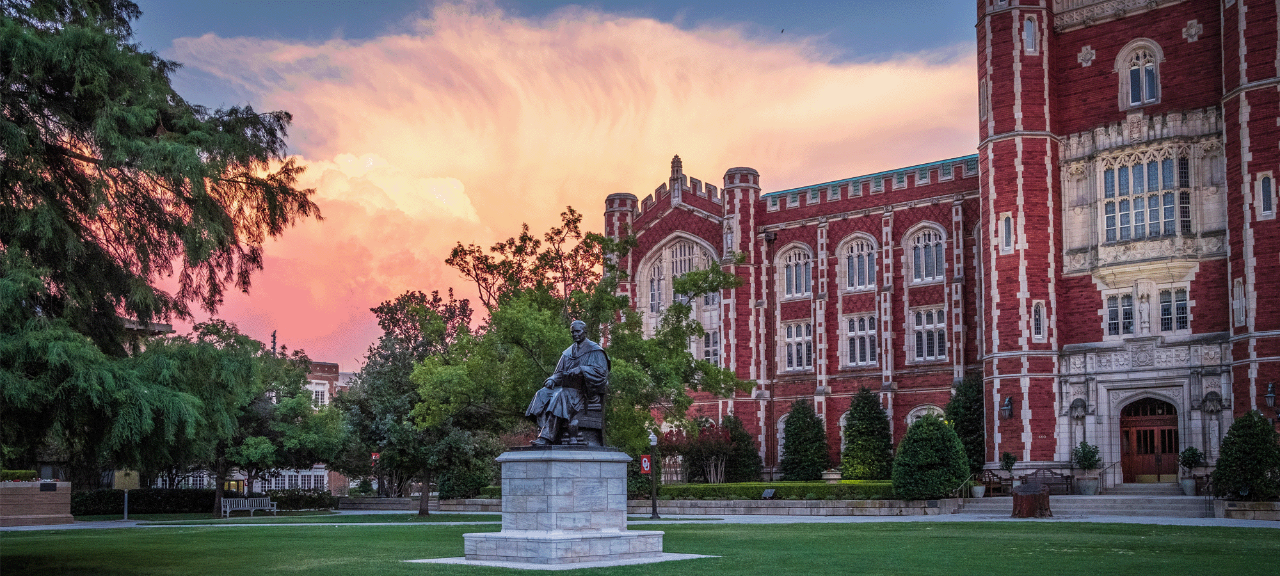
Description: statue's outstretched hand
544,378,555,389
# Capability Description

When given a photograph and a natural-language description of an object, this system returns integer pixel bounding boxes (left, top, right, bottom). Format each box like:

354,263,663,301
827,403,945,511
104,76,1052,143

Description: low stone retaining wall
1,482,74,527
337,497,422,510
1214,500,1280,521
438,497,961,516
439,498,502,512
626,498,961,516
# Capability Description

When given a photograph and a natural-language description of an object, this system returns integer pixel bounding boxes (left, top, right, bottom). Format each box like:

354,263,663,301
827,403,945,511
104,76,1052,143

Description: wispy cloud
167,1,975,368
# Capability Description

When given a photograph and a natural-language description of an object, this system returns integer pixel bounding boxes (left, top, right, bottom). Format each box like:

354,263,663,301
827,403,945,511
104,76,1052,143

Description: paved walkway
3,508,1277,532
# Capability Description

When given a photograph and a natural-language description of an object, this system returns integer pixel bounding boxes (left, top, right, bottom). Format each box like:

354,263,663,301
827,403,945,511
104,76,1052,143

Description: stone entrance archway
1119,397,1179,483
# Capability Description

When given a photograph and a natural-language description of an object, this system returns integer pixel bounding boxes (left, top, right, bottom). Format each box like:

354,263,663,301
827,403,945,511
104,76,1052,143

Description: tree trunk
1011,484,1052,518
212,454,227,517
417,471,433,517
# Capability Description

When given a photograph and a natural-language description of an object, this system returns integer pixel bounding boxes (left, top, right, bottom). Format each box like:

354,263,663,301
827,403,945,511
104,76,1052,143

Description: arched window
1002,215,1013,251
911,229,946,282
906,405,944,426
1115,39,1162,110
1023,17,1038,55
781,248,812,297
648,258,664,313
1032,302,1044,340
845,238,877,290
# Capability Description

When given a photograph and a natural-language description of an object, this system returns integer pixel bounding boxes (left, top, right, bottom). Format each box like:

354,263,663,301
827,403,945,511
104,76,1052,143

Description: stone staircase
959,484,1209,518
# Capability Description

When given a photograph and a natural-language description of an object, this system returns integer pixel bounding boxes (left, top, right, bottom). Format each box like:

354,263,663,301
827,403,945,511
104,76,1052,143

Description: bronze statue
526,320,609,446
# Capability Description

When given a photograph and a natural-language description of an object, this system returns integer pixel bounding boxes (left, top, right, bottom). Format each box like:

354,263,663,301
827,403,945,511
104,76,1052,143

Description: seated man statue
525,320,610,446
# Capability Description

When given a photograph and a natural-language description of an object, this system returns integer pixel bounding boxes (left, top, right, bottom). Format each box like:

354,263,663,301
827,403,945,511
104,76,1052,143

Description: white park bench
221,497,277,518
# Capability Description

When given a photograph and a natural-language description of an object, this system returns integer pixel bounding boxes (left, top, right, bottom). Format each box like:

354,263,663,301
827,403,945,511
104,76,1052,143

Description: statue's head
570,320,587,343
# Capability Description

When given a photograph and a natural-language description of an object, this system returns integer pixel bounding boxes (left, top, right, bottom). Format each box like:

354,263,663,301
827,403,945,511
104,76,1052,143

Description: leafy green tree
722,414,763,483
891,414,969,500
778,400,829,481
841,388,894,480
0,250,199,480
944,375,985,475
1211,411,1280,501
420,211,750,457
1,0,320,356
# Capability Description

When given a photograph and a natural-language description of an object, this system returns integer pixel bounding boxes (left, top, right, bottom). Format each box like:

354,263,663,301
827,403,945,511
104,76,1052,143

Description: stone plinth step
464,529,664,565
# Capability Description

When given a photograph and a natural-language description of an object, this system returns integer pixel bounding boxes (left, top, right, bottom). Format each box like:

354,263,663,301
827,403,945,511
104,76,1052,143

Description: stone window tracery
845,237,877,291
781,248,813,298
910,228,946,283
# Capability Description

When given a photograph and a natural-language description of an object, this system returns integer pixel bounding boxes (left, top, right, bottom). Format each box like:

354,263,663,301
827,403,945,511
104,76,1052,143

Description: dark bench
1018,468,1074,496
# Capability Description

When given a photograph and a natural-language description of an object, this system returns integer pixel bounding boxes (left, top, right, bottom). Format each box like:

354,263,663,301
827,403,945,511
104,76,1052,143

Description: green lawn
3,522,1276,576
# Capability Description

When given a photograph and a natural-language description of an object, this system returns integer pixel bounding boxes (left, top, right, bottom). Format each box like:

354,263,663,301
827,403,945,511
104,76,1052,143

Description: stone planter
971,485,986,498
1180,479,1197,496
821,470,842,484
0,481,73,527
1077,478,1099,496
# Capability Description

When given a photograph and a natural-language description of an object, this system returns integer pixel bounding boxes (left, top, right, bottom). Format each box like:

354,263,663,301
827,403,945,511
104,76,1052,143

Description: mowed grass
3,521,1277,576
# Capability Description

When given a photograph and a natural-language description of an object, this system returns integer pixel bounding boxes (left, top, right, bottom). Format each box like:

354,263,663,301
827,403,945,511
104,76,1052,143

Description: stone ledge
1214,500,1280,521
463,529,664,564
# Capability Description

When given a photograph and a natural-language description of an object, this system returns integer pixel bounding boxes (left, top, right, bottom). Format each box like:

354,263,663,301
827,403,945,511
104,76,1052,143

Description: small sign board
639,454,652,474
39,482,57,492
371,452,380,460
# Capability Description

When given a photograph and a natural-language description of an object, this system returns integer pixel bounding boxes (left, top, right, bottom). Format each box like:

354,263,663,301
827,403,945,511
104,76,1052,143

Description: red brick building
605,0,1279,486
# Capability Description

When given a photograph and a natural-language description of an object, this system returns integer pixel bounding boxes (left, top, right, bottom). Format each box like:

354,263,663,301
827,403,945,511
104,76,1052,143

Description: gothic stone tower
978,0,1063,467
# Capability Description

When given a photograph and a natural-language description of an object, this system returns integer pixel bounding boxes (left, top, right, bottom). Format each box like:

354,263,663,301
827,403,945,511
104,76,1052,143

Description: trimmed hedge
476,485,502,498
71,488,336,516
658,481,894,501
891,414,969,500
1,470,38,482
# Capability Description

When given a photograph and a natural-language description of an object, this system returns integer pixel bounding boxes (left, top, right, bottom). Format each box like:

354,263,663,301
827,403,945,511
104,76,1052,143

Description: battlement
1062,107,1222,161
635,155,723,221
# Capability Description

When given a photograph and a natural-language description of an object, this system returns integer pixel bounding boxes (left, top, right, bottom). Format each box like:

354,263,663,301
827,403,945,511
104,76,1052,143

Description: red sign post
639,454,652,474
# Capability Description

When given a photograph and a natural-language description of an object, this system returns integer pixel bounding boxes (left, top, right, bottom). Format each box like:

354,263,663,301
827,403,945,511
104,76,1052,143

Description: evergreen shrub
945,375,986,475
723,414,764,482
841,388,894,479
891,415,970,500
1210,411,1280,501
778,400,830,481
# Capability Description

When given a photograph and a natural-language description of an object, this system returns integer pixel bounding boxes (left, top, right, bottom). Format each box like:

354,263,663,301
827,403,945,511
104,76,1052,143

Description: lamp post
648,431,660,520
1265,381,1276,424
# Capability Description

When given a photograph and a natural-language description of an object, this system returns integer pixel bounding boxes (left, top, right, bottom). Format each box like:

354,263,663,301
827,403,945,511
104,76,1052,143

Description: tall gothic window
1102,153,1191,243
648,259,664,313
782,249,813,297
1116,40,1162,110
911,229,946,282
784,322,814,371
847,315,877,367
913,308,946,362
846,238,877,290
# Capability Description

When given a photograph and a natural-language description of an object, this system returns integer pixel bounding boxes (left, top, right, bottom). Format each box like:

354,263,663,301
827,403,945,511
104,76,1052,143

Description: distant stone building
605,0,1279,486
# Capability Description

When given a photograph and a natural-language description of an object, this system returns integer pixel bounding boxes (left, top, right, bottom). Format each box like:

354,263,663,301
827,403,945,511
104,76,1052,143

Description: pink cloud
167,2,976,369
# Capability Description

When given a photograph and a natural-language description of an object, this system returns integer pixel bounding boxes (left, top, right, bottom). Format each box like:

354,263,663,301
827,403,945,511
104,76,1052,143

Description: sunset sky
135,1,979,370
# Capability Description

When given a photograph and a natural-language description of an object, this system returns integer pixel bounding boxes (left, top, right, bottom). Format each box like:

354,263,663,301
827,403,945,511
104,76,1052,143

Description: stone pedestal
463,448,663,565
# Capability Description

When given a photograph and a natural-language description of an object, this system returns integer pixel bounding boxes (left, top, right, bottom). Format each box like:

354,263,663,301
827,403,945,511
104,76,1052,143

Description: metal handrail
1096,460,1122,493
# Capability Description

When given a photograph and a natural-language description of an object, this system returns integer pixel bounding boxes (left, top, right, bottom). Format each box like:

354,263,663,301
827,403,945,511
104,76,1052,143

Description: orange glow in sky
166,2,976,369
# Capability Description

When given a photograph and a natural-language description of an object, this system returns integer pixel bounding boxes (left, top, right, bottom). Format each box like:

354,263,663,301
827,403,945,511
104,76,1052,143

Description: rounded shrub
891,414,969,500
1210,411,1280,501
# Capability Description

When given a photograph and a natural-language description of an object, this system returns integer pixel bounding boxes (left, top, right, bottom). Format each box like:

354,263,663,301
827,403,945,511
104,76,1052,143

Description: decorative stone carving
1065,251,1090,272
1202,346,1221,366
1109,386,1183,410
1183,20,1202,42
1155,347,1190,368
1126,112,1146,144
1070,355,1086,373
1077,45,1096,67
1130,343,1154,367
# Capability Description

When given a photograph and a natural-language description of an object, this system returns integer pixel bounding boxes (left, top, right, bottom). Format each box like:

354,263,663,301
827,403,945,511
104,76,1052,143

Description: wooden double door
1120,398,1179,483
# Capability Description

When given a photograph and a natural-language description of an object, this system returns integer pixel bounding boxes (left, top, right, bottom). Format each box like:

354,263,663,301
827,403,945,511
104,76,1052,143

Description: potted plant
1178,446,1205,496
1000,452,1018,488
970,479,985,498
1071,441,1101,495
